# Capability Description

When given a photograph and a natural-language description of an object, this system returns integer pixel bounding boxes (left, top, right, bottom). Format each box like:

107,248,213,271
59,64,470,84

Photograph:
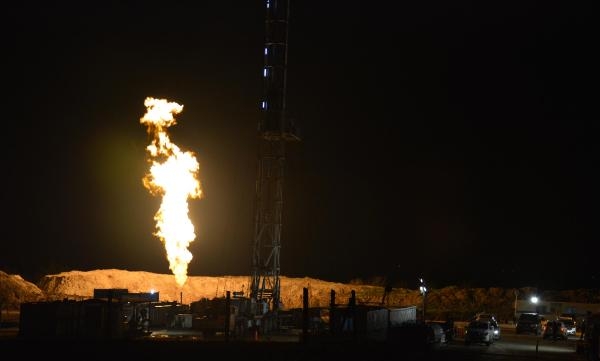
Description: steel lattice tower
250,0,299,313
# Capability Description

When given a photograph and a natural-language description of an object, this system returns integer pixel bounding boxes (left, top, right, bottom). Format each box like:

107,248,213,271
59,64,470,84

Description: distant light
266,0,270,9
263,68,268,77
530,296,538,304
264,47,268,55
261,101,267,109
419,277,427,294
150,289,156,294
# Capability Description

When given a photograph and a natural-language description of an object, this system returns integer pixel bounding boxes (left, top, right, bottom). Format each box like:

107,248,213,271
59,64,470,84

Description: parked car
558,316,576,336
465,320,495,346
516,313,542,335
427,322,447,344
542,320,568,340
426,320,453,343
389,321,445,350
474,313,501,340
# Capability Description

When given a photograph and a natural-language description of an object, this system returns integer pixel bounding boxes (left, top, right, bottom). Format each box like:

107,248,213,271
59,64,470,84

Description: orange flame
140,97,202,287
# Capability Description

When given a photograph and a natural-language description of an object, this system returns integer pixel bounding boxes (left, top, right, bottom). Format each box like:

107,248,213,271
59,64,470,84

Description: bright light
150,289,156,294
140,97,203,287
530,296,539,304
419,278,427,294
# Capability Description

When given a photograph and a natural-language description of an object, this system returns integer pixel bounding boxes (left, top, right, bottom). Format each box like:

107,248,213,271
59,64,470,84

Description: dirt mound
8,269,599,322
37,269,413,309
0,271,45,310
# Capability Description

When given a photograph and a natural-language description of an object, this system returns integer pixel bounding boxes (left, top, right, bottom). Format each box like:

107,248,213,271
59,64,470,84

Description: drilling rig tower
250,0,299,322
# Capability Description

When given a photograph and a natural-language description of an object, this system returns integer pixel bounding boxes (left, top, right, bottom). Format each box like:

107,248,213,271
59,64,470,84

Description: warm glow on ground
140,97,202,287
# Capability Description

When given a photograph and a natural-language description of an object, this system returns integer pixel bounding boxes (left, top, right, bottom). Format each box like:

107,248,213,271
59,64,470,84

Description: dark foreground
0,337,584,361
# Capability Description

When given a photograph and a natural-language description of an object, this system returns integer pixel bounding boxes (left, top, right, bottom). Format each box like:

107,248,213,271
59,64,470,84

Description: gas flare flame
140,97,202,287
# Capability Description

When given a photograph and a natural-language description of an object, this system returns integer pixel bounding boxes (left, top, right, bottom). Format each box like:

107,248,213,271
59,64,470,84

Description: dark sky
2,1,597,290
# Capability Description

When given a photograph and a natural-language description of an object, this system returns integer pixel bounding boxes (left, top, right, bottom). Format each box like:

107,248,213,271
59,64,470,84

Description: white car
465,320,495,346
474,313,501,340
558,317,576,336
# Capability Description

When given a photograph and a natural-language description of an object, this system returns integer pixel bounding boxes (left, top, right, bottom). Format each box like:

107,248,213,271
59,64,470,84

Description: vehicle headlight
494,330,498,334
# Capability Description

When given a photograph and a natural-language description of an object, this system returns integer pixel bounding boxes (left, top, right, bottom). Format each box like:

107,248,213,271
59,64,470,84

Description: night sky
2,1,597,290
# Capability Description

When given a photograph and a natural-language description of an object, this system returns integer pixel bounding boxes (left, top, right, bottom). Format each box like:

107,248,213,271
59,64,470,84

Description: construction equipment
190,293,251,338
250,0,299,323
186,1,298,338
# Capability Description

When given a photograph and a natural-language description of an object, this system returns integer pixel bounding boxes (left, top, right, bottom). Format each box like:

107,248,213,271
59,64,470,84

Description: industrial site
2,0,598,360
3,0,434,351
